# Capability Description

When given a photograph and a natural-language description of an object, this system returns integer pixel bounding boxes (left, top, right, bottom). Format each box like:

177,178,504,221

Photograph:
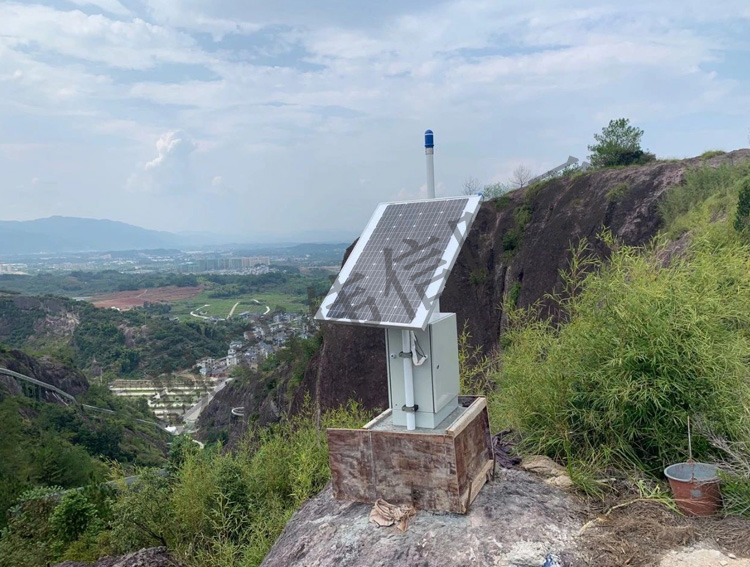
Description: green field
170,290,309,320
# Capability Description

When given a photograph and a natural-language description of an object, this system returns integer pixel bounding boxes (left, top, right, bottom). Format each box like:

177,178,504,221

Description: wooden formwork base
327,396,494,514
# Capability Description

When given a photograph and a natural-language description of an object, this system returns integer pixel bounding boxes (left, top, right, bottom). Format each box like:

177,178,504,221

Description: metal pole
425,129,435,199
402,330,416,430
425,129,440,314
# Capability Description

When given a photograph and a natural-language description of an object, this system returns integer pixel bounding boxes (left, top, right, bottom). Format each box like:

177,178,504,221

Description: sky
1,0,749,241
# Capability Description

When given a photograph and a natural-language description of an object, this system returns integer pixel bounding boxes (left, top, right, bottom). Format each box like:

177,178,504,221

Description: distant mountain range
0,217,182,256
0,216,354,256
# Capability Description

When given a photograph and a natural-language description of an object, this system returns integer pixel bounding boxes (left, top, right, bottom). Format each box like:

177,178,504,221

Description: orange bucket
664,462,722,516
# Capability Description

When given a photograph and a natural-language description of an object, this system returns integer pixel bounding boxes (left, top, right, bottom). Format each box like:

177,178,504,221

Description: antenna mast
425,129,435,199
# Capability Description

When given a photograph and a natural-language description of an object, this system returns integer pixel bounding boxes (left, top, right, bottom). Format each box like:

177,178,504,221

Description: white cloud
141,0,263,38
206,175,233,196
130,130,197,194
2,0,750,234
65,0,131,17
0,3,207,69
145,130,195,170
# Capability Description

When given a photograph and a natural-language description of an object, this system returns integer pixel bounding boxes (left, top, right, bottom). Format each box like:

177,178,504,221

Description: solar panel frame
315,196,482,330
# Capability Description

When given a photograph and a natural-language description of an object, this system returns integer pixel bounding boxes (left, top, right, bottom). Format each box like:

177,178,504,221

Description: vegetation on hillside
0,295,232,377
0,271,200,296
0,370,169,530
0,269,331,378
0,403,371,567
0,270,331,302
487,161,750,503
197,330,324,446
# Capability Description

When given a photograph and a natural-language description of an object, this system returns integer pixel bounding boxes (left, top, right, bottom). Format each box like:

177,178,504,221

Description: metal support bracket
401,404,419,413
398,351,412,358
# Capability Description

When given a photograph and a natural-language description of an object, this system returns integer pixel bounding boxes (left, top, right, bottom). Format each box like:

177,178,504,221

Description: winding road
0,367,168,431
190,304,211,319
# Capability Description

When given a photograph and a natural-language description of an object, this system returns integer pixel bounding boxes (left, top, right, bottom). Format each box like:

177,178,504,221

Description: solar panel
316,196,482,330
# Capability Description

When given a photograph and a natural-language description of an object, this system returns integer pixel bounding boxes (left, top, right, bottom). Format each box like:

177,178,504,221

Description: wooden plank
327,428,374,502
459,459,494,513
445,397,486,438
366,429,447,440
370,432,460,512
363,408,392,430
327,398,493,514
454,402,492,498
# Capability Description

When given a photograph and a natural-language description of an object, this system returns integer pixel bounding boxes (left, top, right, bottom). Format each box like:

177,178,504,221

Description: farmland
91,285,203,310
88,283,316,320
169,290,311,320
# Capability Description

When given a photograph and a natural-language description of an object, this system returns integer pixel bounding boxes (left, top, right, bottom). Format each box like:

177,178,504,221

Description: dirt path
227,302,240,318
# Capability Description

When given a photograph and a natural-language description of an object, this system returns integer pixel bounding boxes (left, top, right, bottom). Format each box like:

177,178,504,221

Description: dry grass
579,499,750,567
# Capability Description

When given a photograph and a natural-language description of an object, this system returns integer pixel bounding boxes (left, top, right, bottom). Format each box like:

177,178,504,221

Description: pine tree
588,118,653,168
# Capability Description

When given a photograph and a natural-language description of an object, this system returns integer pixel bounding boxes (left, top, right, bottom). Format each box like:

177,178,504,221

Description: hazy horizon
1,1,749,237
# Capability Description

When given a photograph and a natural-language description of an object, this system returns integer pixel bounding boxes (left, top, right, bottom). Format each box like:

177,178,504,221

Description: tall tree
588,118,652,168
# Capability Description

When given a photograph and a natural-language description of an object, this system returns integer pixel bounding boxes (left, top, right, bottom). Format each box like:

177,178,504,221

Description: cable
410,332,428,366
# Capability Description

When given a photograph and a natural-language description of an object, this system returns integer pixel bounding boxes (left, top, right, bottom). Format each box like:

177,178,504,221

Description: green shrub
700,150,725,159
507,282,521,308
514,205,532,231
50,492,98,544
660,163,750,232
489,229,750,479
606,182,630,203
502,230,520,252
494,194,512,210
110,469,174,551
458,326,498,396
0,487,61,567
106,402,373,567
734,176,750,234
703,423,750,517
588,118,654,168
469,267,489,286
483,182,510,200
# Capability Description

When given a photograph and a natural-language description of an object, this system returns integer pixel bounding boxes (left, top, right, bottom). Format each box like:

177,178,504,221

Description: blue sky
1,0,749,240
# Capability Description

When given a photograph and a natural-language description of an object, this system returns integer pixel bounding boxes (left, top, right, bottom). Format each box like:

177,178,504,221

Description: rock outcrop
261,469,584,567
0,346,89,402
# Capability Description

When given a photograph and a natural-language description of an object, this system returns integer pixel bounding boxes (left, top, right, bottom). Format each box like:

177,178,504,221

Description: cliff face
291,151,750,416
0,347,89,402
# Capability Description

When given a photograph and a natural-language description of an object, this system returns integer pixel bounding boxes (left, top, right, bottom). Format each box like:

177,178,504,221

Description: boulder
261,469,584,567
